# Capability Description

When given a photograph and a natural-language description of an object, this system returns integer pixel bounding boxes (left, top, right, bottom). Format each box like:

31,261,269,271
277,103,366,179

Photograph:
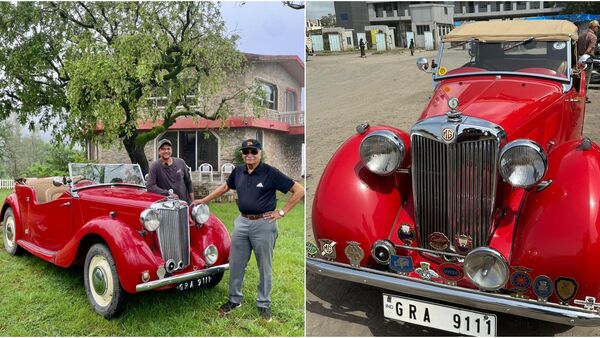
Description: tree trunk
123,133,150,176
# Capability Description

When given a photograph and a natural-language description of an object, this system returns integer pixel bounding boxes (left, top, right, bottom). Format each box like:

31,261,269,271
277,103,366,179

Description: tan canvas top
442,20,578,42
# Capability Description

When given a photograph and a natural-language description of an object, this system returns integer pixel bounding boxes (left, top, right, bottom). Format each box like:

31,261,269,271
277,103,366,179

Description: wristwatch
278,210,285,217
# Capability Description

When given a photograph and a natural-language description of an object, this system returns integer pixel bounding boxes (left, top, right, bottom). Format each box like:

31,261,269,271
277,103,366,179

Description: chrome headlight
359,130,405,175
204,244,218,266
464,247,509,291
139,209,160,231
192,204,210,224
499,139,547,188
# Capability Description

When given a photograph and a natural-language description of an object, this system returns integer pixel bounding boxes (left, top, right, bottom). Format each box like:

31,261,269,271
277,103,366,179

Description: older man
146,139,194,204
578,20,599,102
192,139,304,322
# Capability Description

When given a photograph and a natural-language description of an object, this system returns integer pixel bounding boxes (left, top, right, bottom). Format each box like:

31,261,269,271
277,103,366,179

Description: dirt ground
305,49,600,336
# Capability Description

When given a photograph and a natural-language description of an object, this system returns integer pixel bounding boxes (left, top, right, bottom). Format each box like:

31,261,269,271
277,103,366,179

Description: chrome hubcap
4,217,15,246
92,266,107,296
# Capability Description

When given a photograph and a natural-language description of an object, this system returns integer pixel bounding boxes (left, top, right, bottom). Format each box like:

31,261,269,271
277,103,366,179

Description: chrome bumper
307,257,600,326
136,263,229,292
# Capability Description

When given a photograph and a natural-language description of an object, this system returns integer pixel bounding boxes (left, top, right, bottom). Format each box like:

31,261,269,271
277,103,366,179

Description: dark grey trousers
228,215,278,308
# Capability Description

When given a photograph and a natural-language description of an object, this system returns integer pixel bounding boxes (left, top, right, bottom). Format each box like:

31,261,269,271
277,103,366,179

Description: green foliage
320,14,336,28
561,2,600,14
22,143,88,177
0,2,263,173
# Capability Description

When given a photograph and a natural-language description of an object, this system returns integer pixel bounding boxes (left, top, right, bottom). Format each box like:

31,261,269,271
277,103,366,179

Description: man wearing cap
146,139,194,204
192,139,305,322
578,20,599,101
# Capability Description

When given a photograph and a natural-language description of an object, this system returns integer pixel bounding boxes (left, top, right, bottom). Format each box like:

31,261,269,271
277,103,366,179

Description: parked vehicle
307,20,600,336
1,163,230,318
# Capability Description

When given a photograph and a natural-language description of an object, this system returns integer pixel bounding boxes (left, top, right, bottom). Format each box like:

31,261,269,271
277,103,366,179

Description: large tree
0,2,261,174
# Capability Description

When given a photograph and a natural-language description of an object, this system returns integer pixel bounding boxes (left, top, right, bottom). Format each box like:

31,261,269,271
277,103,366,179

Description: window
259,81,278,110
467,2,475,12
478,2,488,12
530,2,540,9
492,2,501,11
180,131,196,170
285,90,297,112
444,7,448,15
347,37,352,45
454,2,463,14
516,1,526,10
340,13,349,21
504,2,513,11
416,25,430,35
197,131,219,169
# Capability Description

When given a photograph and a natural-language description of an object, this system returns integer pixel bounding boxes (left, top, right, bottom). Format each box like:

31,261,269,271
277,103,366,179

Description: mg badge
438,262,464,285
428,232,449,251
555,277,578,305
397,224,416,245
510,269,532,298
306,242,319,258
415,262,439,281
533,275,554,302
318,239,337,260
344,241,364,267
390,255,414,275
442,128,455,142
454,234,473,255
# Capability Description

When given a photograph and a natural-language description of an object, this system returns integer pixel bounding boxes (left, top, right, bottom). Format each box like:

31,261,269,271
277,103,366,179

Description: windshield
436,40,570,81
68,163,145,189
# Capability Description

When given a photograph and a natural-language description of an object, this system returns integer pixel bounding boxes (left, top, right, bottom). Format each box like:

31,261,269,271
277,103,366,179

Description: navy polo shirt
226,162,295,214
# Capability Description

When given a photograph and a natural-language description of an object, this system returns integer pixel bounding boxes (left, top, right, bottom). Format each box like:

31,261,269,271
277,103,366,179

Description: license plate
383,294,497,336
176,275,214,291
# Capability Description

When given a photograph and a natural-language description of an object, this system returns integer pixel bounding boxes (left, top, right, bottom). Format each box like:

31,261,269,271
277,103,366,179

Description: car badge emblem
397,224,415,245
318,239,337,260
415,262,439,281
438,262,464,285
533,275,554,302
555,277,578,305
510,268,532,299
442,128,455,142
389,255,414,275
575,296,600,311
306,242,319,258
454,234,473,255
428,232,449,251
344,241,364,267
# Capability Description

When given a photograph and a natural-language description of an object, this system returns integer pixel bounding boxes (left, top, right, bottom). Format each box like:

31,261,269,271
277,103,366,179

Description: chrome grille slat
412,134,499,250
156,204,190,270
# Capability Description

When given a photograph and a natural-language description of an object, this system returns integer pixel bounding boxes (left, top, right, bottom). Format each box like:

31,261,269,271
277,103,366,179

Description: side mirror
416,57,429,72
579,54,593,70
52,177,64,187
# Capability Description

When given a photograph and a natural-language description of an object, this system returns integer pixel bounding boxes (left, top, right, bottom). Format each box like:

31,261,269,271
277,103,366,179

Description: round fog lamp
359,130,405,176
464,247,509,291
204,244,218,266
499,140,546,188
371,240,396,265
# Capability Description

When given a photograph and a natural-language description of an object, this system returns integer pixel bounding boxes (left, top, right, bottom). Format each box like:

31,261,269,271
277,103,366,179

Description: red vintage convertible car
1,163,230,318
308,20,600,335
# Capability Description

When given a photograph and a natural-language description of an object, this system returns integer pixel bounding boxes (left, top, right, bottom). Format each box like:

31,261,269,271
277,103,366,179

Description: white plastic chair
221,163,235,182
198,163,213,182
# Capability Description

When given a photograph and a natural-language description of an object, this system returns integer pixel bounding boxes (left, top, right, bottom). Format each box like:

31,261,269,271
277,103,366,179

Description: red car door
28,194,73,252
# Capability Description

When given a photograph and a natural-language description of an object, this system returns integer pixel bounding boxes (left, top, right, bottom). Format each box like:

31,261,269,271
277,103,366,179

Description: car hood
76,185,167,226
418,76,565,137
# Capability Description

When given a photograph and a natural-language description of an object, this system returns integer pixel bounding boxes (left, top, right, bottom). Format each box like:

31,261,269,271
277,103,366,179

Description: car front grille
411,130,500,252
155,202,190,270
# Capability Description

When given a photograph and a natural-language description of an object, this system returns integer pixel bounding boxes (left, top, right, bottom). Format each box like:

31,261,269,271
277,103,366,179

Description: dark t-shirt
226,162,294,214
146,157,193,204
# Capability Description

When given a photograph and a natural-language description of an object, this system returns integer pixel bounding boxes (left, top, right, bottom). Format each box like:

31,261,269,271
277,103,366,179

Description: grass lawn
0,189,304,336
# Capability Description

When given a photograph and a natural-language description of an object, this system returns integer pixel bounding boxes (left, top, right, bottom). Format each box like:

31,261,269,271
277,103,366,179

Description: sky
220,1,305,61
306,1,335,19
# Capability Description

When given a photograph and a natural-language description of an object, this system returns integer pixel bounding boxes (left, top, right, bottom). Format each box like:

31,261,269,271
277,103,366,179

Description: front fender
512,139,600,303
312,126,411,266
54,216,156,294
190,214,231,267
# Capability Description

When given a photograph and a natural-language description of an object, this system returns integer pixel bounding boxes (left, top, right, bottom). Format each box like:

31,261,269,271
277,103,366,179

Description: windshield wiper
503,37,535,52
